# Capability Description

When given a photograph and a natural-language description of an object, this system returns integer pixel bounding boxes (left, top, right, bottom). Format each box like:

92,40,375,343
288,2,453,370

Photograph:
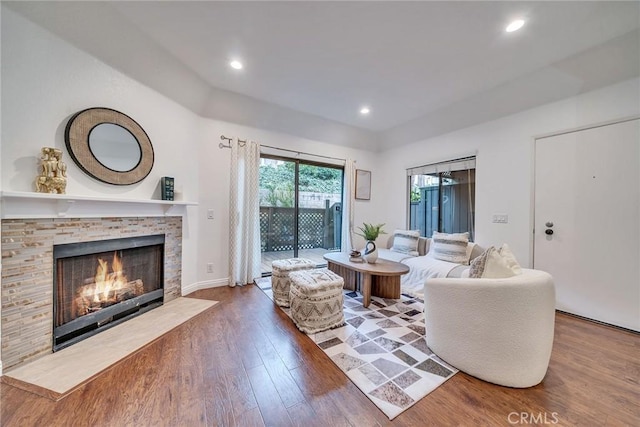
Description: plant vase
362,240,378,263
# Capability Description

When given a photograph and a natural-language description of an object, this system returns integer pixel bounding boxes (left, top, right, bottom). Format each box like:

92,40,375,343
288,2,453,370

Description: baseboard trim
182,278,229,296
556,310,640,335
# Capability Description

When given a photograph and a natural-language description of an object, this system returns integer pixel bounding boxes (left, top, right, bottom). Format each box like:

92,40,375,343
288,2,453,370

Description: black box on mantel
161,177,174,201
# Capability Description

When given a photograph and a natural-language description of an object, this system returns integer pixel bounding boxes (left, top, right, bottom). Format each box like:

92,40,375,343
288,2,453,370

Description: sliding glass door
259,156,343,274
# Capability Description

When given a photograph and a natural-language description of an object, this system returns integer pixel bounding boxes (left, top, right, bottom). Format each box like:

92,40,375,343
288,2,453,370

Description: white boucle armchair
424,269,556,388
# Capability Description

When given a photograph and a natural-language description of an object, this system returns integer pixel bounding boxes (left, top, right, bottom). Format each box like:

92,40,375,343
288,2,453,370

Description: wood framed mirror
65,107,154,185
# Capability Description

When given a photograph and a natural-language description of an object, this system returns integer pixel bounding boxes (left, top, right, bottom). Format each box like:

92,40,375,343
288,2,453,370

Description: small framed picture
355,169,371,200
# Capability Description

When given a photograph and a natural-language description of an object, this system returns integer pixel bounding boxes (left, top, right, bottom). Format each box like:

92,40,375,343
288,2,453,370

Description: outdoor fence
409,185,475,240
259,201,342,252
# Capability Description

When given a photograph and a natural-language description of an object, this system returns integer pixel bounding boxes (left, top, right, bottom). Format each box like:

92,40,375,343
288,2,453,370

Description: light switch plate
492,214,508,223
207,209,214,219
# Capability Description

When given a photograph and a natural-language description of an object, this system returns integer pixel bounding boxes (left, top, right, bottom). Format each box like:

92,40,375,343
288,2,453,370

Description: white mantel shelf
0,191,198,219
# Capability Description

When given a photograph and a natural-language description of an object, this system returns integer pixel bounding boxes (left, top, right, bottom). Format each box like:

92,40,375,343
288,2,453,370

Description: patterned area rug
254,277,457,420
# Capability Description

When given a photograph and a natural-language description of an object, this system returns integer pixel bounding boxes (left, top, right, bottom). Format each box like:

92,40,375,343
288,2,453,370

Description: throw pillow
469,246,518,279
468,247,491,278
431,231,469,263
498,243,522,275
390,229,420,256
465,242,477,265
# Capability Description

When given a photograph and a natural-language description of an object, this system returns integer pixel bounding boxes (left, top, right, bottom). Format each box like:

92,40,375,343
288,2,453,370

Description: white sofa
377,235,484,297
424,269,556,387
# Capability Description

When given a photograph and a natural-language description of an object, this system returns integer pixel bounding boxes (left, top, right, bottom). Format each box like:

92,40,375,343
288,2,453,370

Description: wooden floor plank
203,376,236,427
253,315,305,372
1,285,638,427
286,401,324,427
245,364,294,427
235,407,266,427
259,349,305,409
225,367,259,420
233,328,265,371
288,366,354,427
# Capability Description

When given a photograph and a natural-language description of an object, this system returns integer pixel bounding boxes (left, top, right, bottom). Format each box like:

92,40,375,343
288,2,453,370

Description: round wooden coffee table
323,252,409,307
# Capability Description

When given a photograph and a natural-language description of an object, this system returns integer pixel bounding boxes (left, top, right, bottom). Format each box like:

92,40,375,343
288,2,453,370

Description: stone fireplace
53,234,165,350
1,216,182,371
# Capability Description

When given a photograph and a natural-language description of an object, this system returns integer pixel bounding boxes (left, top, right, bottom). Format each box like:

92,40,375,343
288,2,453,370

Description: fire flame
92,251,128,302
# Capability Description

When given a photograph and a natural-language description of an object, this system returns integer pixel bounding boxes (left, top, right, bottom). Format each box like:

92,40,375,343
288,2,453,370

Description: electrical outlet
207,209,214,219
206,263,214,273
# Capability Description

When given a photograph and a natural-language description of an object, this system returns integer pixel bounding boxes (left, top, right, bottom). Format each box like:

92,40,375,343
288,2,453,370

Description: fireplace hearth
53,234,165,350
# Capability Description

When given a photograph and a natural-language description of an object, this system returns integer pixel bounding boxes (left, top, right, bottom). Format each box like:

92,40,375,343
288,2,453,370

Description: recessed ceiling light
360,107,370,115
505,19,525,33
229,60,243,70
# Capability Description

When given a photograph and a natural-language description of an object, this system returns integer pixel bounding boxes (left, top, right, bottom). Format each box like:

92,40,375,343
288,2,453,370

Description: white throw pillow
390,229,420,256
498,243,522,275
431,231,469,264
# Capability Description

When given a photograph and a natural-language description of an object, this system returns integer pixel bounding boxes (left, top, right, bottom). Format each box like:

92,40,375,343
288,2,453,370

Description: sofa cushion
469,246,518,279
447,264,470,278
377,248,413,263
390,229,420,256
431,231,469,263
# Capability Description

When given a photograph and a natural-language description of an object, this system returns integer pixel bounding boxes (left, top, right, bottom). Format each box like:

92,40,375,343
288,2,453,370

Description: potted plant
355,223,386,263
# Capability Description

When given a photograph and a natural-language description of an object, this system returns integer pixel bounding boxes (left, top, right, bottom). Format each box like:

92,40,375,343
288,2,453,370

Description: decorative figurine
35,147,67,194
349,249,363,263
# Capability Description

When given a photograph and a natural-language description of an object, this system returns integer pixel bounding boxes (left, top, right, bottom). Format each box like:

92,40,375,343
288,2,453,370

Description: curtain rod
218,134,242,148
261,144,346,163
218,134,347,162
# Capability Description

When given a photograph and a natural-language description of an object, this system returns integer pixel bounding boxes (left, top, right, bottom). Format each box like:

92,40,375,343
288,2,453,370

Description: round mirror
88,123,142,172
65,108,154,185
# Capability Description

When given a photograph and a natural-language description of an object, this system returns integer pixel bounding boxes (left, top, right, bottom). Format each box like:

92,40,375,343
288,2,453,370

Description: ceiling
6,1,640,151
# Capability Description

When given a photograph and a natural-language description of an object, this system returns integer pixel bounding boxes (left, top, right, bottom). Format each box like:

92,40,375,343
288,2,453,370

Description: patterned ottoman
289,268,345,334
271,258,316,307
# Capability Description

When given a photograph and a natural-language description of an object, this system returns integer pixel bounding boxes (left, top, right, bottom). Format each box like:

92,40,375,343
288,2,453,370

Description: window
407,157,476,241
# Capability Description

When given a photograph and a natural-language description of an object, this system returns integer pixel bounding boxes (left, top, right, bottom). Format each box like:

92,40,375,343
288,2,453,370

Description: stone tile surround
1,217,182,371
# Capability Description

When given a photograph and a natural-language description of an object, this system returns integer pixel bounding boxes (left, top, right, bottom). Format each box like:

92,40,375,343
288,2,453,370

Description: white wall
377,77,640,266
1,7,200,287
195,118,379,288
1,6,383,296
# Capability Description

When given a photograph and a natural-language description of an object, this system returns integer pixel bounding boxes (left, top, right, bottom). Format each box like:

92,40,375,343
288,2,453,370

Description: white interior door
534,118,640,331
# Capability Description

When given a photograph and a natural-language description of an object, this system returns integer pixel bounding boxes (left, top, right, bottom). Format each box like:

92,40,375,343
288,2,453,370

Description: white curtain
229,139,261,286
341,159,355,252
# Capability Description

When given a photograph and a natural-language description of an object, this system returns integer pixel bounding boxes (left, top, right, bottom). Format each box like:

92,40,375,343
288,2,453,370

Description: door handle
545,229,554,235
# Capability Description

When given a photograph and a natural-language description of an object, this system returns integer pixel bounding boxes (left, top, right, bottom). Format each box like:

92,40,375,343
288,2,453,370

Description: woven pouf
289,268,345,334
271,258,316,307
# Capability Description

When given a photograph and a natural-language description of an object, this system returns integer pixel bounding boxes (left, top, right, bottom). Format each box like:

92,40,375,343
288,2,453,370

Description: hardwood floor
1,285,638,426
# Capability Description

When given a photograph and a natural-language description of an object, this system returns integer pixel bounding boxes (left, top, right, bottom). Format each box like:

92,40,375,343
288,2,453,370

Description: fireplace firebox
53,234,165,350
